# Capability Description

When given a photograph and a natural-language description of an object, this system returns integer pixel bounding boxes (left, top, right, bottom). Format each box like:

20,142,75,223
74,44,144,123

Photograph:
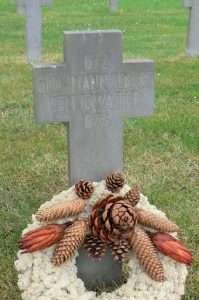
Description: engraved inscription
51,96,75,113
33,31,154,186
51,97,65,113
84,54,108,71
36,72,153,95
80,92,141,113
36,75,72,94
85,113,111,129
36,77,61,93
50,91,142,115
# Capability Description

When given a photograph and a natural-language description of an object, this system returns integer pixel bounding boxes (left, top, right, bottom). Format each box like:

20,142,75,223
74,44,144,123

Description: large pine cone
75,180,94,199
105,172,125,192
90,194,137,244
134,208,179,232
36,198,87,222
51,218,89,266
129,226,165,282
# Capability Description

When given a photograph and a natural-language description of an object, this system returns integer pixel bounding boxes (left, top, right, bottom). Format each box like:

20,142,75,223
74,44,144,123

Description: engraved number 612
84,54,107,71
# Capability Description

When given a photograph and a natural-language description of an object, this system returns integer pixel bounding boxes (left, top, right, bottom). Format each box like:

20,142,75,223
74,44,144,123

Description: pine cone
90,194,137,243
134,208,179,232
110,239,131,261
129,226,165,282
51,218,89,266
84,234,106,260
124,186,140,207
36,198,88,222
75,180,94,199
106,172,125,192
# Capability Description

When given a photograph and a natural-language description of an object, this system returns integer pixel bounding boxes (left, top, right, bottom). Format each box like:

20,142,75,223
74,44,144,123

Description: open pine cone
105,172,125,192
75,180,94,199
110,239,131,261
124,186,140,207
84,234,106,260
90,194,138,243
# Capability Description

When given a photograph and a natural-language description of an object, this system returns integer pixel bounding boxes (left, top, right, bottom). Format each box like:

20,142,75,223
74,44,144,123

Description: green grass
0,0,199,299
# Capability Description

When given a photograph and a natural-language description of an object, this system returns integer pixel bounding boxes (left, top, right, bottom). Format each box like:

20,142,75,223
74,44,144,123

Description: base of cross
15,180,188,300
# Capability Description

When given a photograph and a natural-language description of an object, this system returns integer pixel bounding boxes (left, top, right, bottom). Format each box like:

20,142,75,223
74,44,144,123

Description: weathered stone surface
16,0,26,15
184,0,199,56
109,0,118,12
184,0,195,7
19,0,51,62
32,30,154,185
76,246,122,291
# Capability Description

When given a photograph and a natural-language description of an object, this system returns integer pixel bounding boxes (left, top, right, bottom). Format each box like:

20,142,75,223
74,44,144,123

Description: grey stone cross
18,0,51,61
32,30,154,186
184,0,199,56
109,0,118,12
16,0,26,15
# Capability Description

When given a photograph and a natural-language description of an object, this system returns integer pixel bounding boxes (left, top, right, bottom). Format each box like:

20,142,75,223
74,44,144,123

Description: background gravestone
184,0,199,56
22,0,51,62
109,0,118,12
32,30,154,186
16,0,25,15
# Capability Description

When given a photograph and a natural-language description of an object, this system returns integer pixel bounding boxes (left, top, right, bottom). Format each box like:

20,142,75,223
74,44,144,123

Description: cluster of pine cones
19,172,193,282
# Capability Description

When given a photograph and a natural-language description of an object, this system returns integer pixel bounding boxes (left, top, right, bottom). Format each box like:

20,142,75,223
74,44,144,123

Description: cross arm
120,59,154,117
32,63,72,124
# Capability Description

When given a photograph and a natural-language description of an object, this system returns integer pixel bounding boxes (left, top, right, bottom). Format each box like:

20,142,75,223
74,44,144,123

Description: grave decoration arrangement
15,172,193,300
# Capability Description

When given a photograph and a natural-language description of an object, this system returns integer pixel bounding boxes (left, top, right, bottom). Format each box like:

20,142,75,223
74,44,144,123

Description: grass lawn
0,0,199,299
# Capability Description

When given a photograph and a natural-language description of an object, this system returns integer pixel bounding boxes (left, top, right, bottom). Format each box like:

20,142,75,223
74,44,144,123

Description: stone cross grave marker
109,0,118,12
19,0,51,62
16,0,26,15
32,30,154,288
32,30,154,186
184,0,199,56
